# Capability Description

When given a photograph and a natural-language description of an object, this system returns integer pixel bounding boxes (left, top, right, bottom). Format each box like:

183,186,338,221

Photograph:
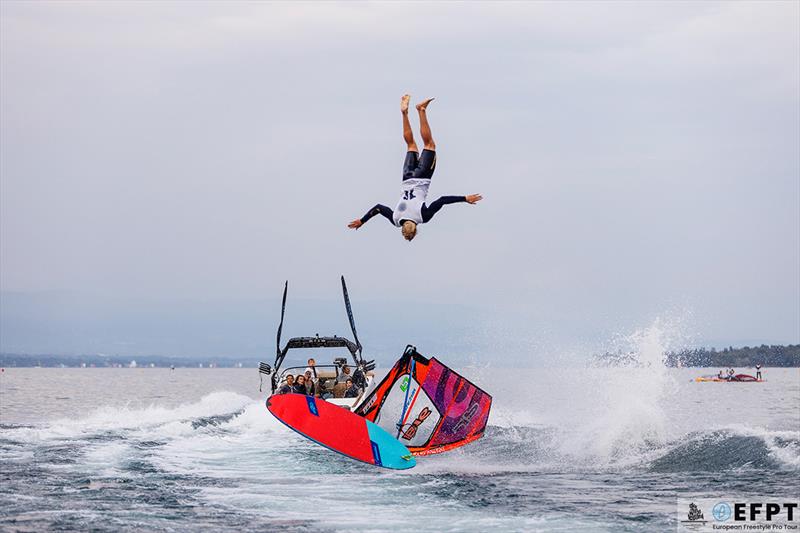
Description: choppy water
1,357,798,531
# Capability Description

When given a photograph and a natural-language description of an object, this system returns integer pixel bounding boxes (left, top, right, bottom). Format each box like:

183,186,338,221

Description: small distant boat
694,373,764,383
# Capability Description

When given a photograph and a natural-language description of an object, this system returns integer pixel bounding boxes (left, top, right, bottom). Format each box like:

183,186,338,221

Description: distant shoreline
0,353,252,369
596,344,799,368
2,344,798,368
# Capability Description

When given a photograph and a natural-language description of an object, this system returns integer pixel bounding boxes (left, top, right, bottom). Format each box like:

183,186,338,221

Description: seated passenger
336,365,353,384
344,378,360,398
293,374,308,394
317,377,334,399
303,370,317,396
278,375,294,394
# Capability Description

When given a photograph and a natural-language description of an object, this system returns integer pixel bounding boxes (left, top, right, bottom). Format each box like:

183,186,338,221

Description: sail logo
452,403,479,433
399,376,409,392
401,407,431,440
359,394,377,414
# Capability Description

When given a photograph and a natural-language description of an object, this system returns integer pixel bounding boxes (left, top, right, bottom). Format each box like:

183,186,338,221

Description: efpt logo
679,498,799,531
714,501,798,524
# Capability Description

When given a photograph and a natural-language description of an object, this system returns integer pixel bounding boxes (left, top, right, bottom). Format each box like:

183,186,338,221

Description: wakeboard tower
259,276,376,410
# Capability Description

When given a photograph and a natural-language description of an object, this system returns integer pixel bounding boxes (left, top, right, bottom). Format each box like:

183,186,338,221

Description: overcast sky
1,1,798,359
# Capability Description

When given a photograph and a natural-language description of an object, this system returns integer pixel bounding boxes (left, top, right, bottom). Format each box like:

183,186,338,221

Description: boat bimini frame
259,276,375,395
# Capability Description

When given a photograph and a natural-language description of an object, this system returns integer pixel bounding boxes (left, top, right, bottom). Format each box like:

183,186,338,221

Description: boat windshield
276,361,361,397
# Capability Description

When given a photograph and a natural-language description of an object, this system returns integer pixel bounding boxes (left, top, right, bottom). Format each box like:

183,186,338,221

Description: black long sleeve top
359,196,467,226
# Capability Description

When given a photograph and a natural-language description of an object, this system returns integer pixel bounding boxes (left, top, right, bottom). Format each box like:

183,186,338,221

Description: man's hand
348,219,363,229
466,194,483,204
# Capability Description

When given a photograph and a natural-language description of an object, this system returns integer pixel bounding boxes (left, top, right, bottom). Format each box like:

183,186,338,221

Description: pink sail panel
422,358,492,451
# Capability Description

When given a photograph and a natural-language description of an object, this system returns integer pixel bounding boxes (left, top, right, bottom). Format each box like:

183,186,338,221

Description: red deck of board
267,394,375,464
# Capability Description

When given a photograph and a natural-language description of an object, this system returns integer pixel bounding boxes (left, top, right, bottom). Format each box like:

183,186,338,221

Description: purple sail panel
421,358,492,448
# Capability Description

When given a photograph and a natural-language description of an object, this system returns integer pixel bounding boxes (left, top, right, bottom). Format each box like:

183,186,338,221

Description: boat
729,373,763,382
694,375,725,382
694,373,764,383
258,276,376,410
258,276,493,460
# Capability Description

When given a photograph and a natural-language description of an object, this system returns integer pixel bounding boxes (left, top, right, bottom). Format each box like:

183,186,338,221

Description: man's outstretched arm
348,204,394,229
421,194,482,223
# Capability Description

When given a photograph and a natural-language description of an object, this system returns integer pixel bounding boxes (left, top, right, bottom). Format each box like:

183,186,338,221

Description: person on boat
303,369,317,396
336,365,353,384
278,374,295,394
344,378,360,398
717,370,725,379
347,95,483,241
727,368,736,380
304,358,317,381
755,363,762,380
293,374,308,394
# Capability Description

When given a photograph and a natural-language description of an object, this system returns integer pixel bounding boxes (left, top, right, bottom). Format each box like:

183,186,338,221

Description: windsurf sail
355,345,492,456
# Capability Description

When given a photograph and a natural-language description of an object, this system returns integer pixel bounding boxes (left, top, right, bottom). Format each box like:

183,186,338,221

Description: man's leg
416,98,435,150
401,94,418,152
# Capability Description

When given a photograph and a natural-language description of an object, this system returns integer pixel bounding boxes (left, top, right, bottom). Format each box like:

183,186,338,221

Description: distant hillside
664,344,800,367
0,353,251,369
4,344,799,368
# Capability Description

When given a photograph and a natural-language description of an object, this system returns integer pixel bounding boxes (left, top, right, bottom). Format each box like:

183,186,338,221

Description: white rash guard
392,178,431,226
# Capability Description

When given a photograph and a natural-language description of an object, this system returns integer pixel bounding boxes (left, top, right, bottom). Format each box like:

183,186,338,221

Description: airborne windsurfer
347,95,482,241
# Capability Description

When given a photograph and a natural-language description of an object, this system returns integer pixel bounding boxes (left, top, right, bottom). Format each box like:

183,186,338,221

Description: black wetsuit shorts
403,149,437,181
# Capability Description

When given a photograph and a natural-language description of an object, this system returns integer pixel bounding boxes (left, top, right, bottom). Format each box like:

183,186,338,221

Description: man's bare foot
416,97,435,112
400,94,410,114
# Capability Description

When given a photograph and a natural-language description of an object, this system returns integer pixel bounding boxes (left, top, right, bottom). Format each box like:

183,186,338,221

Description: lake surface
1,366,798,531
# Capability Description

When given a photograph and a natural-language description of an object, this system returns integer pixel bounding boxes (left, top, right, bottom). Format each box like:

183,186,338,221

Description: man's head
297,375,305,385
401,220,417,241
346,379,353,387
305,370,312,379
286,374,294,385
343,365,351,374
307,358,315,366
